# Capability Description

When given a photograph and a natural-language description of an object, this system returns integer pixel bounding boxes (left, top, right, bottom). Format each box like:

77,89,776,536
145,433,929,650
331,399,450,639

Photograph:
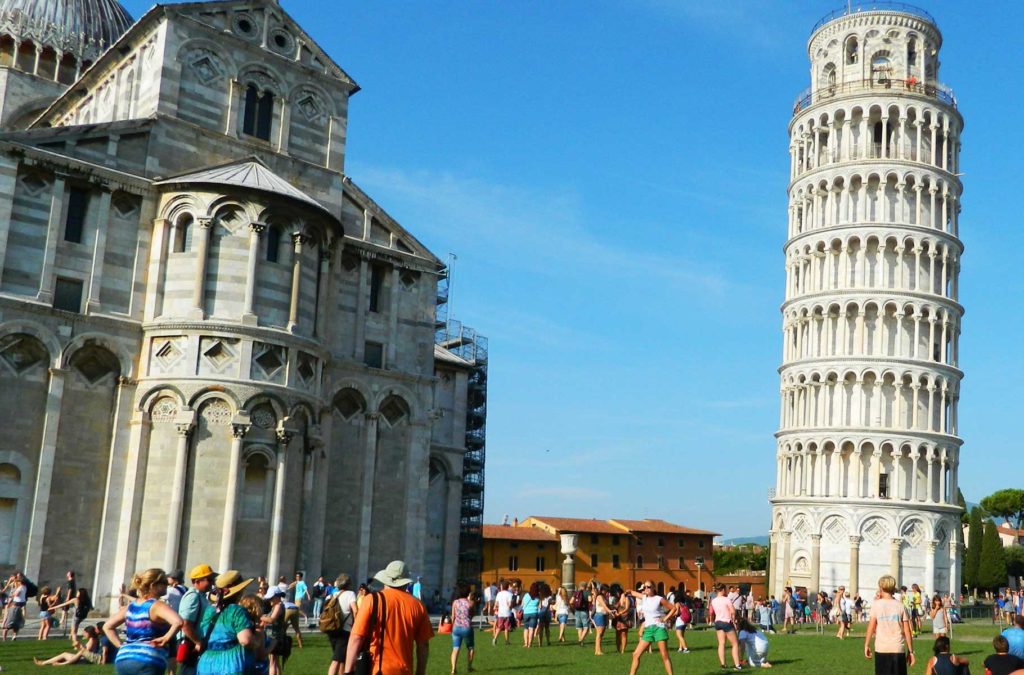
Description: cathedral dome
0,0,133,65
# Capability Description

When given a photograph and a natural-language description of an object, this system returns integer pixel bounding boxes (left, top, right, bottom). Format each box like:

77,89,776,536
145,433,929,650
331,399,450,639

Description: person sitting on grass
923,635,968,675
33,625,102,666
737,617,772,669
985,635,1024,675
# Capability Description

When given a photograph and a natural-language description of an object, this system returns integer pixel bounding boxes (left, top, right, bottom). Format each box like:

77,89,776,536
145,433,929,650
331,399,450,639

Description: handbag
354,592,386,675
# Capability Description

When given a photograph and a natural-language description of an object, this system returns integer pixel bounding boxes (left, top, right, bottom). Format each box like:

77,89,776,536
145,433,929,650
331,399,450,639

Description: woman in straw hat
102,568,183,675
197,570,256,675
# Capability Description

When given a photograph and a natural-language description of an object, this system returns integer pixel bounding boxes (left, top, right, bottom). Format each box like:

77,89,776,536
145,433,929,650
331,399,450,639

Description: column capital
275,427,294,446
232,423,251,439
197,216,214,228
292,232,312,247
174,422,192,437
890,537,903,548
926,540,938,553
849,536,862,546
810,534,822,544
249,222,267,235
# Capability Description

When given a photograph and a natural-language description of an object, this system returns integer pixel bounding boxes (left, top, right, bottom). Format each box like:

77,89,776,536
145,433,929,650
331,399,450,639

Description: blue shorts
593,613,607,628
522,613,538,629
575,611,589,627
557,614,568,625
452,626,474,649
714,621,734,633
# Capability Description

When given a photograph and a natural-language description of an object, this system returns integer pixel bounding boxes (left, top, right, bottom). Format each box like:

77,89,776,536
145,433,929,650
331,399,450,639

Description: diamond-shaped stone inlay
112,194,138,219
380,396,409,426
297,95,322,122
0,336,47,374
155,339,183,368
297,353,316,383
20,173,48,196
255,346,284,375
863,519,888,547
823,517,848,544
74,354,114,384
902,521,925,547
192,56,217,84
334,389,365,420
203,341,233,369
792,517,810,542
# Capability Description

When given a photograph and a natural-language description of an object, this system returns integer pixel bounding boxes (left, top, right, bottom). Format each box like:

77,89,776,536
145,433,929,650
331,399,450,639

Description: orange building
480,524,561,588
482,516,720,595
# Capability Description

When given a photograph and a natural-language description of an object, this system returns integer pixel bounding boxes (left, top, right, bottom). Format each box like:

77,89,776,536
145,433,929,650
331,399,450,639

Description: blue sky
124,1,1022,538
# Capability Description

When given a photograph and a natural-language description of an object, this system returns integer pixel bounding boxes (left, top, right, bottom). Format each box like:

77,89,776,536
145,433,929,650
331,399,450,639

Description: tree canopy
980,489,1024,532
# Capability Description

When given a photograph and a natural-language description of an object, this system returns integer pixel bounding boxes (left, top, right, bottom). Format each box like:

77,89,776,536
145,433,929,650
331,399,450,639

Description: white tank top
641,595,666,627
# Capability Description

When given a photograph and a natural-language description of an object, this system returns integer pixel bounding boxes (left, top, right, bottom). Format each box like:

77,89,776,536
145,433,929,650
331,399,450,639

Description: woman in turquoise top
521,582,541,648
102,568,183,675
197,570,255,675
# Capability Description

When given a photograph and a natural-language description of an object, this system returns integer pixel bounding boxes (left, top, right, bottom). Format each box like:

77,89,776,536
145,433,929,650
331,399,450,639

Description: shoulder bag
354,591,387,675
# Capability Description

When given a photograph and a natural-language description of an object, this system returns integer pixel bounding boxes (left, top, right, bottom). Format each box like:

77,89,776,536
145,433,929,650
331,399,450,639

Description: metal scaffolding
436,305,488,587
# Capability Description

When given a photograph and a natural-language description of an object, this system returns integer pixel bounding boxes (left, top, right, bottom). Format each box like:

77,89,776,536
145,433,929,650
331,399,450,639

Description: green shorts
641,625,669,643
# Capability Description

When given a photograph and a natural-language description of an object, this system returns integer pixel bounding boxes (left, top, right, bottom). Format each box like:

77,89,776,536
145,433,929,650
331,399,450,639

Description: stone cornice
773,426,963,449
777,355,963,382
788,159,963,195
784,222,964,256
780,288,964,318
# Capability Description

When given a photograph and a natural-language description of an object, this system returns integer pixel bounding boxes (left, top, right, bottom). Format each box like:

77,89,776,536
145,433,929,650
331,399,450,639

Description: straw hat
214,570,253,600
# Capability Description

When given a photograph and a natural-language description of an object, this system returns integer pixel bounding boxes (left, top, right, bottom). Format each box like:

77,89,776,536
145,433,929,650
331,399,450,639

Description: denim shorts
714,621,734,633
593,613,607,628
557,613,568,625
452,626,475,649
522,613,538,629
575,611,589,627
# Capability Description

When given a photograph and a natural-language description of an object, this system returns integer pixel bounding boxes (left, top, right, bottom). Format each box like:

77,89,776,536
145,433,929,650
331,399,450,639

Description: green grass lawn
0,620,1009,674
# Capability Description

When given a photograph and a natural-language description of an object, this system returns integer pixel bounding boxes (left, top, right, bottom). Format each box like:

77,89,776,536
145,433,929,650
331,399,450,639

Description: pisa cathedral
771,5,963,599
0,0,485,611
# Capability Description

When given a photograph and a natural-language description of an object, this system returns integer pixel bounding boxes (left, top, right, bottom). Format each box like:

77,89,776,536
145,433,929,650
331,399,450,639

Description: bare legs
594,623,605,655
716,628,741,668
629,639,674,675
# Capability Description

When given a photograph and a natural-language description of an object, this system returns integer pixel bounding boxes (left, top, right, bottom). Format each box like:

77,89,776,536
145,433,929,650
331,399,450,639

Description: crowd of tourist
3,562,1024,674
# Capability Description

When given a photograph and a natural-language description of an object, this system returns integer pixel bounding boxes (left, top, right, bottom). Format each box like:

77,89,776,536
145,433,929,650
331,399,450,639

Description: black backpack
23,578,38,598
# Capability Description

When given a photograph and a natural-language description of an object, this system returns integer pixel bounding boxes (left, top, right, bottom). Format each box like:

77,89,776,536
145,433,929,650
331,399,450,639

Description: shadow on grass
487,664,577,672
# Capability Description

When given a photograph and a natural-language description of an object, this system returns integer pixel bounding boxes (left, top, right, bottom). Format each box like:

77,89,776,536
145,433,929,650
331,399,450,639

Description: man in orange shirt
344,560,433,675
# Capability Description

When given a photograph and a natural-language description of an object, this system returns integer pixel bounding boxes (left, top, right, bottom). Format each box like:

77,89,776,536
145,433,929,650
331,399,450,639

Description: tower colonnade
771,3,964,601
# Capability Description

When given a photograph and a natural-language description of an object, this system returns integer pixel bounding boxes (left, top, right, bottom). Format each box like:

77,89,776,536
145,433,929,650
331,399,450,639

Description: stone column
926,446,936,503
107,412,152,613
781,532,793,589
354,259,369,361
306,412,333,581
86,187,112,313
925,540,937,596
219,420,251,572
267,426,292,584
357,412,379,582
36,175,67,303
890,538,902,578
560,533,579,591
92,377,138,607
224,79,241,135
143,218,170,321
276,97,291,153
23,368,67,580
810,534,822,596
165,414,195,570
287,234,309,332
242,223,265,325
387,267,400,365
191,217,213,318
949,537,960,596
849,536,861,596
314,247,332,338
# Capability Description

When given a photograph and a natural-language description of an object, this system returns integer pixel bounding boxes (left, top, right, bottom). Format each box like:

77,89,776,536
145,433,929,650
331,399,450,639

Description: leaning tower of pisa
769,4,964,600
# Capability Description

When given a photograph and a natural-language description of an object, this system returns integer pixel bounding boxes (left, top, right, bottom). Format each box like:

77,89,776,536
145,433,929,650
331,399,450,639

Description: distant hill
719,535,769,546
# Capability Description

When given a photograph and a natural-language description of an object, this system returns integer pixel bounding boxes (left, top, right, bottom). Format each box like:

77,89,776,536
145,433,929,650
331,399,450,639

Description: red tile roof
609,519,720,537
525,517,628,534
482,525,558,542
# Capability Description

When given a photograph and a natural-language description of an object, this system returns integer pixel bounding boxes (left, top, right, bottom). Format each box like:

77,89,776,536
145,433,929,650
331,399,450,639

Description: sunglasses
643,585,653,590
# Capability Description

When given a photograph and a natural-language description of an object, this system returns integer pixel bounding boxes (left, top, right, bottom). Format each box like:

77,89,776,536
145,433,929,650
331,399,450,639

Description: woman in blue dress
197,570,255,675
102,568,183,675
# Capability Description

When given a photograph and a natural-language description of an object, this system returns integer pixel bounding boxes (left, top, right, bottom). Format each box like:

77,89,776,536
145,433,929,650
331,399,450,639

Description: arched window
0,462,22,564
242,84,274,141
821,63,837,89
172,215,193,253
845,37,859,65
907,38,919,75
241,452,272,519
872,53,892,84
266,225,283,262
